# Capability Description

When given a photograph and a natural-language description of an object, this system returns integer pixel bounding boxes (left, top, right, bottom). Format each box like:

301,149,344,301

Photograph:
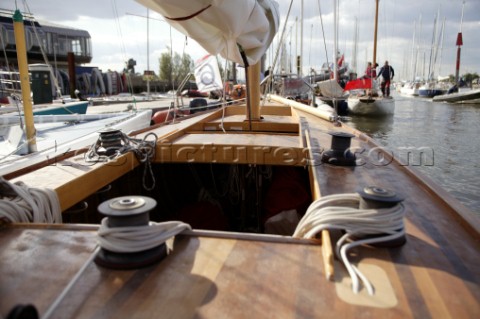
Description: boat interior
9,102,315,234
2,94,480,318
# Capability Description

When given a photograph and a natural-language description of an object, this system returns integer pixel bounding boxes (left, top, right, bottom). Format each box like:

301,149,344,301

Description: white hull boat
347,96,395,116
0,110,152,177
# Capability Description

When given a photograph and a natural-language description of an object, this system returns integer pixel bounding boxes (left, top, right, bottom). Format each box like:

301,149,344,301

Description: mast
333,0,338,81
427,12,438,81
246,62,261,123
438,18,446,77
352,17,358,75
455,1,465,84
126,11,155,98
332,0,339,118
373,0,379,67
13,9,37,153
410,20,417,82
300,0,303,76
147,8,150,99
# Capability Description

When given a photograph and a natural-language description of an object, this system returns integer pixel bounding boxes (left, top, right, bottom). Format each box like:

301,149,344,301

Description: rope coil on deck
0,177,62,223
97,219,191,253
41,195,191,319
85,130,158,190
293,192,405,295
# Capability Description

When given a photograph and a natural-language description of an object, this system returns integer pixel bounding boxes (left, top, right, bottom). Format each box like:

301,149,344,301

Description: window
71,38,81,55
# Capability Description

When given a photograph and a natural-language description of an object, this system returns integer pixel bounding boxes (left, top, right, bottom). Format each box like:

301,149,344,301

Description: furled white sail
136,0,279,66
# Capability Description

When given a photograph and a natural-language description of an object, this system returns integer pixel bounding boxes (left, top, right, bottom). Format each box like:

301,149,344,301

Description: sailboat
0,9,152,177
432,1,480,104
417,12,448,98
0,65,90,116
0,1,478,318
346,0,395,116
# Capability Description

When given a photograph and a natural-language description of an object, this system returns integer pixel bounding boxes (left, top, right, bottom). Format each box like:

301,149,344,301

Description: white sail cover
194,55,223,92
317,79,346,98
136,0,279,66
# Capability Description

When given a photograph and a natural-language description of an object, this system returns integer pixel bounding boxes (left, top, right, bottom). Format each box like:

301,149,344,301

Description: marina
0,1,479,319
346,92,480,214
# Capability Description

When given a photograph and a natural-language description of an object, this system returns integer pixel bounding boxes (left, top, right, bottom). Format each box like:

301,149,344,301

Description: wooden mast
245,62,261,125
13,9,37,153
373,0,379,67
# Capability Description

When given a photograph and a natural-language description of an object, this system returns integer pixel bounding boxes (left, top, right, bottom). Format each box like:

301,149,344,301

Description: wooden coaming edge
3,223,321,246
56,152,139,212
7,222,100,231
302,122,335,281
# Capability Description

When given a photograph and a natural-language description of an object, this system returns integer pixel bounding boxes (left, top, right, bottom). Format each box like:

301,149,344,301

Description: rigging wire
262,0,294,101
219,40,229,133
21,0,65,101
317,0,330,69
111,0,135,96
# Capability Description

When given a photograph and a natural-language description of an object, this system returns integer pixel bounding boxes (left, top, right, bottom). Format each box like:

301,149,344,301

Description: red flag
344,78,372,91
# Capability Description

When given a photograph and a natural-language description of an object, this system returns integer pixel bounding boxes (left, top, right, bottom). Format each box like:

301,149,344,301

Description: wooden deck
3,98,479,318
1,224,478,318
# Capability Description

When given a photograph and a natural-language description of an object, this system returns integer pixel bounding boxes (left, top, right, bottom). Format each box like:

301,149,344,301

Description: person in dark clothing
376,60,394,97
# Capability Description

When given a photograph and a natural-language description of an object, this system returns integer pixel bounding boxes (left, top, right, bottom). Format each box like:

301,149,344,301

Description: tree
448,72,479,85
178,54,193,83
463,72,479,85
159,49,173,84
159,47,193,85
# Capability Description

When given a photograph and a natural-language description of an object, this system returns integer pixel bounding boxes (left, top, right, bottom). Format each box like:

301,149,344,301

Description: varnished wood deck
0,224,478,318
3,97,480,318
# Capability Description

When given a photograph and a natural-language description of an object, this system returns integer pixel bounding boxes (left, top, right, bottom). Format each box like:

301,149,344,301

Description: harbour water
344,92,480,214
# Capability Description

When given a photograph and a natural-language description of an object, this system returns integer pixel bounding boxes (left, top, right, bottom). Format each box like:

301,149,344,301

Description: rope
293,193,405,295
0,177,62,223
219,40,229,133
43,216,191,319
85,131,157,191
97,219,191,253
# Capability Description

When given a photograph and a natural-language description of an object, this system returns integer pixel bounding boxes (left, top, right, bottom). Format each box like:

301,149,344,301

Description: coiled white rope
0,177,62,223
97,219,191,253
293,193,405,295
43,215,191,319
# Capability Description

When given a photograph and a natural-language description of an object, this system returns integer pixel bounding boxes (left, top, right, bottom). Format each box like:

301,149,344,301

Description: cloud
3,0,479,78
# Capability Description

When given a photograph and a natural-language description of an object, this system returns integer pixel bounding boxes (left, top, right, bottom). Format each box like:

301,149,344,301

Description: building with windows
0,9,92,68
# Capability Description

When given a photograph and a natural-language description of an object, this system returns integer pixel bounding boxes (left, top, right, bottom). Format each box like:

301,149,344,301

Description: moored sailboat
346,0,395,116
432,2,478,104
0,9,152,178
432,87,480,103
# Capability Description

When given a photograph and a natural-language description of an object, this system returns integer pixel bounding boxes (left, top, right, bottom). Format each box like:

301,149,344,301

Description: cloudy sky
4,0,479,81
